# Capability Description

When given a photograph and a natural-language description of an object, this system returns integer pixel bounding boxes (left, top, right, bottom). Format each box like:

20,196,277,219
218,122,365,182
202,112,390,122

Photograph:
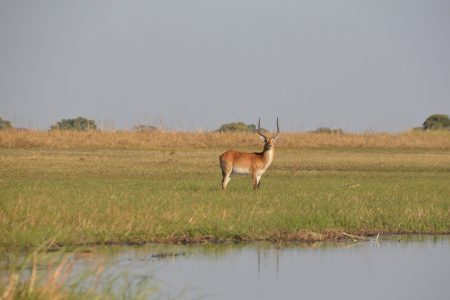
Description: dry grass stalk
0,251,96,300
1,129,449,149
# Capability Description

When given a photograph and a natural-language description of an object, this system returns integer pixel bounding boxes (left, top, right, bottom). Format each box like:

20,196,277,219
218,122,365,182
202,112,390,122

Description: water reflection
77,236,450,300
5,236,448,300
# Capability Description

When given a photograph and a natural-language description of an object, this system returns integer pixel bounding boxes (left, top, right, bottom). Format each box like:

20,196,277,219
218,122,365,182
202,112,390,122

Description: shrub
0,117,13,130
422,114,450,131
217,122,267,133
132,124,160,131
50,117,97,131
311,127,344,134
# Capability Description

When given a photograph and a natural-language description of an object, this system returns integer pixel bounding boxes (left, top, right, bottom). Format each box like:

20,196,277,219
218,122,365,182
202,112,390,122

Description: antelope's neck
262,148,274,167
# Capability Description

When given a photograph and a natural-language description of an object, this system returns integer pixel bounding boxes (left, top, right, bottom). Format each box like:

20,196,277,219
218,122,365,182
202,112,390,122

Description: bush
0,117,12,130
217,122,267,133
422,114,450,131
132,124,160,131
50,117,97,131
311,127,344,134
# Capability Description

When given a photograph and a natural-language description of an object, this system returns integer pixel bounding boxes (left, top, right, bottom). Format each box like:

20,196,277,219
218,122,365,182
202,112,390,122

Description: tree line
1,114,450,132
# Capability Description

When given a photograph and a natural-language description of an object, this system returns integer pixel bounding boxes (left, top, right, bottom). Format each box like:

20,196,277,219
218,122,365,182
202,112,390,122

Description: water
4,236,447,299
64,236,450,300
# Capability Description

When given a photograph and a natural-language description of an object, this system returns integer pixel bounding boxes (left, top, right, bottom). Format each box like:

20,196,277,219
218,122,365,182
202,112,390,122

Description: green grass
1,146,449,249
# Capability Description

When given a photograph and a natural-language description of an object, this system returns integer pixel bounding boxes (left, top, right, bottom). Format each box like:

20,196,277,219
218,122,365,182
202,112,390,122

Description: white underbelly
232,167,250,174
232,167,267,176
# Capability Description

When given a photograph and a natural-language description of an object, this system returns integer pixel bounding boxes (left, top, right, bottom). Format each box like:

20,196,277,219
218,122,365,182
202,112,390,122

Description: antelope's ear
259,135,266,141
273,135,279,141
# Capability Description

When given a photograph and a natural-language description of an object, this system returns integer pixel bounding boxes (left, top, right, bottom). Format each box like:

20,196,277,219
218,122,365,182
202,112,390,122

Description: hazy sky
1,0,449,132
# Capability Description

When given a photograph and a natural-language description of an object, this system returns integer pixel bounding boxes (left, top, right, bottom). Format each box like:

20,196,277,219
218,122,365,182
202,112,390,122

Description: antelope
219,118,280,190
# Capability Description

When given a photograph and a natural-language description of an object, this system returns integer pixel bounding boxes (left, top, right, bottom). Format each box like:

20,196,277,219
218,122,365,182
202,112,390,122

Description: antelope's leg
222,169,232,190
256,174,262,188
252,172,258,190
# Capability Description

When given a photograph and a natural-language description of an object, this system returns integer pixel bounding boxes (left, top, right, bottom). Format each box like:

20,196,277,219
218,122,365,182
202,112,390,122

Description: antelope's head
257,118,280,151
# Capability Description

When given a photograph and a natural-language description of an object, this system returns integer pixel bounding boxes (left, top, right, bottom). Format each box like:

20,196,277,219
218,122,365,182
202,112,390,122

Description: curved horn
273,117,280,139
257,118,268,139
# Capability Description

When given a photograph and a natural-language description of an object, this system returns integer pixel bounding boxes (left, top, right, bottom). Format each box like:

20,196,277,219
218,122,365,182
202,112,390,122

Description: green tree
422,114,450,130
50,117,97,131
217,122,265,133
0,117,12,130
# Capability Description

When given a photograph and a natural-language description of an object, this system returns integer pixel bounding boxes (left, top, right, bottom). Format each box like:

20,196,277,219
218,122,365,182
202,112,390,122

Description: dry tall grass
1,250,101,300
1,129,449,150
0,247,155,300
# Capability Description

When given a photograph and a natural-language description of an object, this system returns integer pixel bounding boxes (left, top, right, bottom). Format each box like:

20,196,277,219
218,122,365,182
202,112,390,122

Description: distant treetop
0,117,13,130
311,127,344,134
217,121,267,133
421,114,450,131
50,117,97,131
132,124,160,131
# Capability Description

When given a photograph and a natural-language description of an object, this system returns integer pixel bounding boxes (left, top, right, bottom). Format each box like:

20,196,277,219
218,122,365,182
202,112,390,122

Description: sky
1,0,449,132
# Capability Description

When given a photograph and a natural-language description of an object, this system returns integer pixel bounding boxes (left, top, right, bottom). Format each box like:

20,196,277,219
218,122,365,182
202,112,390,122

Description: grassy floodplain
1,129,450,249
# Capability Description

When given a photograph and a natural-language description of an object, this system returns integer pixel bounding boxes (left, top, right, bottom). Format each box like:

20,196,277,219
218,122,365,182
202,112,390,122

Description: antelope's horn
272,117,280,139
257,118,268,139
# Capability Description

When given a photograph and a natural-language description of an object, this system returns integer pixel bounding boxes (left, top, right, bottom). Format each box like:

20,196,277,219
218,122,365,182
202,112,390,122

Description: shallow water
65,235,450,300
